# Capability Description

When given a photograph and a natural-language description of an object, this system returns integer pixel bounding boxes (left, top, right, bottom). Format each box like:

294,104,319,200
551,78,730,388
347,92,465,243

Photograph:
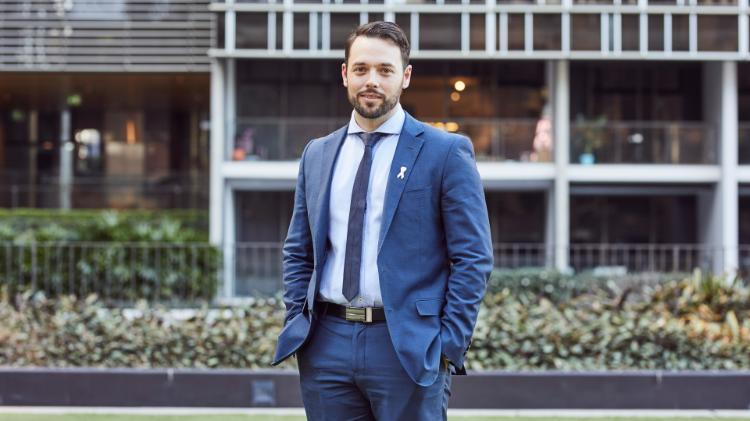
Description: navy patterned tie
342,132,385,302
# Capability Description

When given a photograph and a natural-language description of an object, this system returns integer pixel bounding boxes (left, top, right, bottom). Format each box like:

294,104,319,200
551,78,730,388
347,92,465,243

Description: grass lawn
4,416,750,421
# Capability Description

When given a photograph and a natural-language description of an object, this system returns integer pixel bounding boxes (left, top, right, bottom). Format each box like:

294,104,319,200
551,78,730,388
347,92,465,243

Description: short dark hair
344,21,410,69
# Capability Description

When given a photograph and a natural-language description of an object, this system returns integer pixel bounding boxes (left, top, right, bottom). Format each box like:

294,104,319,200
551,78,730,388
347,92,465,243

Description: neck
353,104,399,132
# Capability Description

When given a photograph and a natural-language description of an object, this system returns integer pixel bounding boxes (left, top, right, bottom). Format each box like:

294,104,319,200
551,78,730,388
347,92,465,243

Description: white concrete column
485,0,496,54
720,62,739,275
226,58,236,161
210,58,226,246
552,60,570,271
702,61,739,277
59,108,73,210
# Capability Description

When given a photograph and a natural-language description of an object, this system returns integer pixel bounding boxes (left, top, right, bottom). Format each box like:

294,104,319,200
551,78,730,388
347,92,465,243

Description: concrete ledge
2,368,750,409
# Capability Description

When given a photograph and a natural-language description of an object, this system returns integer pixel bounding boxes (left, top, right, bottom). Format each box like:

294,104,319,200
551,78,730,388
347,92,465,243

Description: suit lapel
377,113,425,254
313,125,347,268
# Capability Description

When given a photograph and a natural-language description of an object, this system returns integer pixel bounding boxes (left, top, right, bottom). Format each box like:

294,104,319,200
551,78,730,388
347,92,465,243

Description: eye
380,68,393,74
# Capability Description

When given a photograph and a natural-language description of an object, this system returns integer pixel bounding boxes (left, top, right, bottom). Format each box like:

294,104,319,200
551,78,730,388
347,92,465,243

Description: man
272,21,493,420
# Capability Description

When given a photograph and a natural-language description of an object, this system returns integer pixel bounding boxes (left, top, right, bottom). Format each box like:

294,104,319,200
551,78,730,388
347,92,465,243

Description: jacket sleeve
281,142,315,326
439,136,494,371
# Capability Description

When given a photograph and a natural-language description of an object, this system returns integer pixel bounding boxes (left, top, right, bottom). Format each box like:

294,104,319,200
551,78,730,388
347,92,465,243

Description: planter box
1,368,749,409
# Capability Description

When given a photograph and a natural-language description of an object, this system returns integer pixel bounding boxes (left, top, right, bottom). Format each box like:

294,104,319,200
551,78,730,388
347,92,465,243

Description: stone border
2,369,750,409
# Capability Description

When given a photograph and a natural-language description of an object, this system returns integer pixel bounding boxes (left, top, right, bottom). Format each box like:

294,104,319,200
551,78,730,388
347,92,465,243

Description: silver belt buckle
344,306,373,323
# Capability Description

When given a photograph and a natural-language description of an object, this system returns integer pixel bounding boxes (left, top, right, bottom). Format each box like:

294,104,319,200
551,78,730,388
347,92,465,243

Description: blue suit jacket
272,112,493,386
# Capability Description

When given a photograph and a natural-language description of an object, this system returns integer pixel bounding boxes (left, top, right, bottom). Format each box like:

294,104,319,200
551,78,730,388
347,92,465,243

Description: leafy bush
470,271,750,370
0,210,218,302
0,289,289,369
2,271,749,371
0,209,208,242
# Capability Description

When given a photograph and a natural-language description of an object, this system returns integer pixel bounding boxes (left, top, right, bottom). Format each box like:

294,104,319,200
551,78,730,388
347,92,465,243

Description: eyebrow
351,62,396,69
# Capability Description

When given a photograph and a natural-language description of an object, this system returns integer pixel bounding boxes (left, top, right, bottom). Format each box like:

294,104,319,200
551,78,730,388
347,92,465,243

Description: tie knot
357,132,385,148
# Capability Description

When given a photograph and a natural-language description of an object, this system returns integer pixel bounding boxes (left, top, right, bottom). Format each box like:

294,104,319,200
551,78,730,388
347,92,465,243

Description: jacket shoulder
304,125,346,156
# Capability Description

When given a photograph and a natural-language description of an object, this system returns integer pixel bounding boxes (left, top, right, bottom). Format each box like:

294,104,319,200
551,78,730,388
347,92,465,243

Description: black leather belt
316,301,386,323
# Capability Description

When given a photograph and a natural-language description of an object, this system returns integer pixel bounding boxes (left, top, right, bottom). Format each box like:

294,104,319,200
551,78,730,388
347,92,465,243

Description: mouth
359,92,383,101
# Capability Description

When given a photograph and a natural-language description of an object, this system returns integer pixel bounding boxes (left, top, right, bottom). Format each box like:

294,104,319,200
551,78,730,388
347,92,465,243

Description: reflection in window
486,192,546,243
74,129,102,174
293,13,309,50
571,14,600,51
621,14,639,51
234,60,551,162
698,15,737,52
234,191,294,296
648,15,664,51
470,14,486,51
738,64,750,164
402,61,551,162
570,63,709,164
506,14,525,51
534,14,561,51
571,195,697,244
236,13,267,49
331,13,360,50
420,14,461,50
395,13,411,42
672,14,689,52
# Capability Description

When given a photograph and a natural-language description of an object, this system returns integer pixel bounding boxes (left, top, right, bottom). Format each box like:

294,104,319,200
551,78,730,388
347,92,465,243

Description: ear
341,62,348,87
401,64,412,89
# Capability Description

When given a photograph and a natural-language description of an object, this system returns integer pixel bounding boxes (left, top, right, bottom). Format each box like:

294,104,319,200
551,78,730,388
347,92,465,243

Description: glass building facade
5,0,750,296
0,0,213,209
209,1,750,296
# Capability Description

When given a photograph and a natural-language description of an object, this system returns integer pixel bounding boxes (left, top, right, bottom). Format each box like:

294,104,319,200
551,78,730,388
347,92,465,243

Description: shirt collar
347,103,405,136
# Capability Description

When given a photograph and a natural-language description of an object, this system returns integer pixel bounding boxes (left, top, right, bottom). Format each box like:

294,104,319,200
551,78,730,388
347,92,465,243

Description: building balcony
570,121,716,165
0,172,208,210
228,117,552,163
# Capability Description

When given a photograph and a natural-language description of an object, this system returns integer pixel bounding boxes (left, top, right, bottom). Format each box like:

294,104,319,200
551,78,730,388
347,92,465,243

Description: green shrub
0,210,218,302
0,209,208,242
0,289,288,369
2,271,748,371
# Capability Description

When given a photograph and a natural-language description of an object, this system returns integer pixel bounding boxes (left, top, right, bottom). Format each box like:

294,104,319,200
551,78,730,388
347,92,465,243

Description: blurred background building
0,0,212,210
3,0,750,298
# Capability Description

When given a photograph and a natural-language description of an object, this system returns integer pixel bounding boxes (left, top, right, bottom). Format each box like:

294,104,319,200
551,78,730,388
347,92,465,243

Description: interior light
126,120,137,144
454,80,466,92
66,94,82,107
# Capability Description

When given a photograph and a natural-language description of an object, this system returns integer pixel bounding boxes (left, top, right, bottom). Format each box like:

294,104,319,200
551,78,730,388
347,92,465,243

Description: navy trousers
297,312,451,420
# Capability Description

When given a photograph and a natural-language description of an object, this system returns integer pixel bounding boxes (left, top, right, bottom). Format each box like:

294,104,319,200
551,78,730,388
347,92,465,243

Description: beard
348,88,401,119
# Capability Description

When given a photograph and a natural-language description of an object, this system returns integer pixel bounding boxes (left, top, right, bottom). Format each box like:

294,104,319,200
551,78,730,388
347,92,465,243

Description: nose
365,68,380,89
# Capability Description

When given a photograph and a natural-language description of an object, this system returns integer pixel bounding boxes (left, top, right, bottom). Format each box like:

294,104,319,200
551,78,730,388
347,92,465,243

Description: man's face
342,36,412,120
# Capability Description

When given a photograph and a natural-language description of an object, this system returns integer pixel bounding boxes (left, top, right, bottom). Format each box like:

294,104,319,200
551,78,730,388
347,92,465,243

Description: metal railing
568,243,716,274
229,117,550,162
2,241,744,304
493,243,551,268
0,171,208,209
231,242,284,297
0,183,209,210
0,241,221,305
570,121,716,165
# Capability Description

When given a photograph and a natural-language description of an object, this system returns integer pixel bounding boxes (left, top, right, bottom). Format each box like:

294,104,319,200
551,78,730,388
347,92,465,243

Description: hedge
0,210,218,302
2,270,748,371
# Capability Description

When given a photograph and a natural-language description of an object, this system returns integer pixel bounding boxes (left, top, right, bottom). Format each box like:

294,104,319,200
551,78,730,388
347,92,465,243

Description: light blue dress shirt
318,103,405,307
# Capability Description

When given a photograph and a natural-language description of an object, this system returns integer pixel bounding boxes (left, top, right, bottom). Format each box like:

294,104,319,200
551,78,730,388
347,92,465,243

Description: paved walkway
2,407,750,418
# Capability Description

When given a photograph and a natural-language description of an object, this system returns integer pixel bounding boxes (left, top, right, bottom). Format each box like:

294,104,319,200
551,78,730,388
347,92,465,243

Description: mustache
358,90,384,98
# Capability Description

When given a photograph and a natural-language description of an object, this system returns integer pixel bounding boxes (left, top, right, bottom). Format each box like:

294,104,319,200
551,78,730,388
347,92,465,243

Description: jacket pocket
415,298,444,316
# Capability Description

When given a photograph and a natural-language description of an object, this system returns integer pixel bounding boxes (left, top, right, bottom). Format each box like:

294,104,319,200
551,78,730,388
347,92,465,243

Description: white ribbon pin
397,166,407,180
